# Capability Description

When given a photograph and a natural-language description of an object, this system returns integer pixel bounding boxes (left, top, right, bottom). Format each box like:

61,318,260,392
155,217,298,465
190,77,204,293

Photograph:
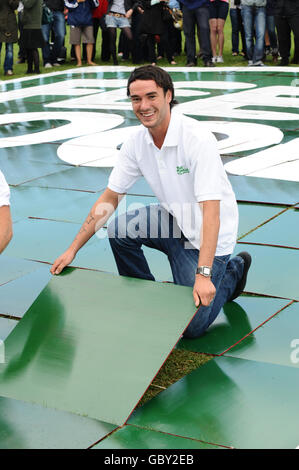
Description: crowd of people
0,0,298,76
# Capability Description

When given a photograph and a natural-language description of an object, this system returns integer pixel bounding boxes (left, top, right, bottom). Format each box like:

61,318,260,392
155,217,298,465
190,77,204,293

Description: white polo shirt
108,113,238,255
0,170,10,207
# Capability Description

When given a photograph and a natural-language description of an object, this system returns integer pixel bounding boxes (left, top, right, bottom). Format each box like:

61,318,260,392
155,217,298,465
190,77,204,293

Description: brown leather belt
109,12,126,18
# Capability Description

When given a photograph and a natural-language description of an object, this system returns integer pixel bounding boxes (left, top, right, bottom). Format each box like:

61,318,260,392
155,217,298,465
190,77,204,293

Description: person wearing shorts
209,0,229,63
65,0,99,66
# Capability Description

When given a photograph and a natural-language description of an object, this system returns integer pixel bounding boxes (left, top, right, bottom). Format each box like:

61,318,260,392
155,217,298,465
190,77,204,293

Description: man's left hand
193,275,216,308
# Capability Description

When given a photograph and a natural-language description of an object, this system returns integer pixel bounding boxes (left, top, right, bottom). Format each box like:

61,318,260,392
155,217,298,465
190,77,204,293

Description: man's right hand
50,248,76,275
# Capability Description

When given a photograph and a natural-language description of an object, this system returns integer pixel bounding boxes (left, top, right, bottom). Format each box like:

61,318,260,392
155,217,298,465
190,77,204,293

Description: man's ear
166,89,172,104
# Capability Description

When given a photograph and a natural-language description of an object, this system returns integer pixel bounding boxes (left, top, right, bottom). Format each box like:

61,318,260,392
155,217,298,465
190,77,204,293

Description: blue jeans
266,15,278,52
241,5,266,63
108,205,244,339
0,42,13,72
42,10,65,65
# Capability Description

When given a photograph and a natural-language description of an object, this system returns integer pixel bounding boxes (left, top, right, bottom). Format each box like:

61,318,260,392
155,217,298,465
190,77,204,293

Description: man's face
129,80,172,131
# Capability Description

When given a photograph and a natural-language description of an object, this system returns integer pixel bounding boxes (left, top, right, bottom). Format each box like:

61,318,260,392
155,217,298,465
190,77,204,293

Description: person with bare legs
65,0,99,66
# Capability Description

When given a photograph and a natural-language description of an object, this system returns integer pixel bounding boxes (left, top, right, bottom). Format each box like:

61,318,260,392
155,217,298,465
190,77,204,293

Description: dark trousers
275,15,299,63
182,5,211,64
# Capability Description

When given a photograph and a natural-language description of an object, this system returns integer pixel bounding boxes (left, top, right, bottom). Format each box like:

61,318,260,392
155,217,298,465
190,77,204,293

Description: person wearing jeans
42,0,66,67
108,204,245,338
51,66,252,339
241,0,266,66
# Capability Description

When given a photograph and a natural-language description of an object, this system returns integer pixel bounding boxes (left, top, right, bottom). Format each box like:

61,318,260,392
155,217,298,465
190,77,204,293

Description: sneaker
248,60,253,66
5,70,13,76
216,56,224,63
204,60,215,67
228,252,252,302
52,62,61,67
44,63,52,68
211,56,217,63
253,60,266,66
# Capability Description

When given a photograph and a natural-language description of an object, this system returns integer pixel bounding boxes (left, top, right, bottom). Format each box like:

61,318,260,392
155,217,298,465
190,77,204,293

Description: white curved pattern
57,126,140,167
224,138,299,182
0,112,124,147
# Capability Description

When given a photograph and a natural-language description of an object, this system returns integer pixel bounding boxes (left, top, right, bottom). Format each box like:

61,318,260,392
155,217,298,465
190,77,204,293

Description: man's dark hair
127,65,178,109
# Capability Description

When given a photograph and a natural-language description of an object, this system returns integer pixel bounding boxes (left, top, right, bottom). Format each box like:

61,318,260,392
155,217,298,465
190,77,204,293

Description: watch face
197,267,212,276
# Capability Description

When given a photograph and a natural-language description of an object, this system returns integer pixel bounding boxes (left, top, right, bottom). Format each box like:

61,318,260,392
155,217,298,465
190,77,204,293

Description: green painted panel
93,424,224,449
229,174,299,205
0,255,41,286
10,186,98,223
129,356,299,449
0,318,18,341
0,266,51,317
176,296,288,355
0,153,69,186
5,219,172,281
22,166,110,192
233,243,299,300
0,396,116,449
0,268,197,425
10,187,157,225
241,208,299,248
237,203,283,239
224,302,299,367
5,218,97,264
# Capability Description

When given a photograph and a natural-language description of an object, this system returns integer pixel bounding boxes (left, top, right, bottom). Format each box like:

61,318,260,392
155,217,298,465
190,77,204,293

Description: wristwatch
196,266,212,277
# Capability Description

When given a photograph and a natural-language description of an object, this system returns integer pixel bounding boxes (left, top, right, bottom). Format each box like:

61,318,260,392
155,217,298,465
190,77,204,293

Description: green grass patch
138,350,213,407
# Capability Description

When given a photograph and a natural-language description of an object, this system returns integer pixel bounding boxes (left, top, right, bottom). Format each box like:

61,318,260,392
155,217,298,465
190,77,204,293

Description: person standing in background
42,0,66,68
65,0,99,67
241,0,266,66
0,170,12,254
229,0,246,57
209,0,229,63
20,0,44,74
274,0,299,66
0,0,20,76
180,0,214,67
264,0,278,62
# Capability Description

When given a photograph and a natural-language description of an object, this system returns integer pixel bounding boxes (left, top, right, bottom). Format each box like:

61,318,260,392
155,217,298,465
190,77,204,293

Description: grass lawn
0,16,298,79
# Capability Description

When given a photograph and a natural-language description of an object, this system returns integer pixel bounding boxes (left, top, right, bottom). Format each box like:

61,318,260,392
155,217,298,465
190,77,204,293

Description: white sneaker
44,63,52,68
52,62,61,67
216,56,224,63
211,56,217,63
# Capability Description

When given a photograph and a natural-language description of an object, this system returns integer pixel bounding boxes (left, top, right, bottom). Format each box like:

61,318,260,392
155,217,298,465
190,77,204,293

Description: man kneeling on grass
51,65,251,338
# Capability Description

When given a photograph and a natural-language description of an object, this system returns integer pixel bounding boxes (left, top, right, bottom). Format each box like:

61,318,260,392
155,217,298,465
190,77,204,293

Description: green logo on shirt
176,166,190,175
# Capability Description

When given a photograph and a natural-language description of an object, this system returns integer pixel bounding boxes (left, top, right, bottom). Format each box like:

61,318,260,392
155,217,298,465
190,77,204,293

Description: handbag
42,2,54,25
